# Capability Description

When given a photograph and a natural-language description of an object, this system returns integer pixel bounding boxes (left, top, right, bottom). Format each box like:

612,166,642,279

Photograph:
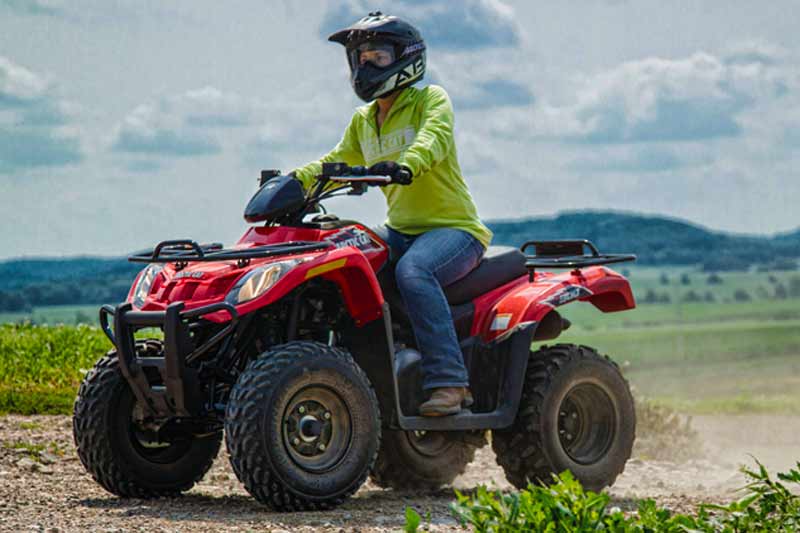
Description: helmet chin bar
351,53,425,102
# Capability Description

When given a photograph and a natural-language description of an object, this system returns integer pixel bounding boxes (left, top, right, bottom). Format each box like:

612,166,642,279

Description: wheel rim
405,431,453,457
282,386,352,473
557,382,616,465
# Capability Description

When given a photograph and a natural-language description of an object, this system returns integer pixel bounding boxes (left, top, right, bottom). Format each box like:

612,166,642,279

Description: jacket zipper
375,107,382,153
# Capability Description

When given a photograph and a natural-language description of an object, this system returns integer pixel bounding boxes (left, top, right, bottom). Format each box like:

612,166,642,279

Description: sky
1,0,799,259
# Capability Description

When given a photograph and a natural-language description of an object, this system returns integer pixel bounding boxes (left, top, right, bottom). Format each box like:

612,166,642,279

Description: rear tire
492,344,635,491
370,430,484,490
72,347,222,498
225,341,381,511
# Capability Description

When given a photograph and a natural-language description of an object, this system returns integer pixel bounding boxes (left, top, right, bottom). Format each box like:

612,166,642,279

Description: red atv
73,163,637,511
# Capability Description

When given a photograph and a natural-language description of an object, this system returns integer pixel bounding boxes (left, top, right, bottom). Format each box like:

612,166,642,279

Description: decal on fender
324,227,385,254
305,258,347,279
544,285,593,307
490,313,512,331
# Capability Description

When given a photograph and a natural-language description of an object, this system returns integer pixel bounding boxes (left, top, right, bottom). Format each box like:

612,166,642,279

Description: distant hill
0,257,139,291
488,211,800,271
0,211,798,312
0,257,139,312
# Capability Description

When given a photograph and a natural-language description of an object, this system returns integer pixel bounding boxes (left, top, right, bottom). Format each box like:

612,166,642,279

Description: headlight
132,264,163,308
225,259,302,305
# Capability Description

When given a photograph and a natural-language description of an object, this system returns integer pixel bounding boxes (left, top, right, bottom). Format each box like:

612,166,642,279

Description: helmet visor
348,41,396,69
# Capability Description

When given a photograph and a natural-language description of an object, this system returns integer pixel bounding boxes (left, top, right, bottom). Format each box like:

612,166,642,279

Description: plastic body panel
132,223,390,325
469,266,636,343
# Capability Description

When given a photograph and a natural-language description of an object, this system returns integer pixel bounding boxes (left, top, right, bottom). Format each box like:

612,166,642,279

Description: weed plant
405,460,800,532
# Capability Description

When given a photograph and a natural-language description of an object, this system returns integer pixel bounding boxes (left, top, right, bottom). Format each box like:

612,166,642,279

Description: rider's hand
367,161,413,185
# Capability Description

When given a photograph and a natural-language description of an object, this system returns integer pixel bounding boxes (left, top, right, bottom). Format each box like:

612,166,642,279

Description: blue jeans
374,225,485,391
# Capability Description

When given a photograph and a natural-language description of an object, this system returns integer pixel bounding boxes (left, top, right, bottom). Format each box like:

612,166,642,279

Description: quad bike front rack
99,301,238,419
128,239,332,269
521,240,636,281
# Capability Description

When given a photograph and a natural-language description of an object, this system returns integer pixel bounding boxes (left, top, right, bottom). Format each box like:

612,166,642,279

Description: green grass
0,323,111,414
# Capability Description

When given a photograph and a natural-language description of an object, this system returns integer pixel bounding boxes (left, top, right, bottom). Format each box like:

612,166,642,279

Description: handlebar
321,162,365,177
329,175,392,183
319,162,410,185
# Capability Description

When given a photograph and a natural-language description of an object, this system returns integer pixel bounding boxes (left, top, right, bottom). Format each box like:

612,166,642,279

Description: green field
0,266,798,414
555,267,800,414
0,304,99,326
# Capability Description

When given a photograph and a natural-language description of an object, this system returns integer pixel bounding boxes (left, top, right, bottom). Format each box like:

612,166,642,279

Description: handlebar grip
394,168,412,185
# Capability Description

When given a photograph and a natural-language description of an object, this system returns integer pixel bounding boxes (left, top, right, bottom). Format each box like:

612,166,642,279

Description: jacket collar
356,86,417,120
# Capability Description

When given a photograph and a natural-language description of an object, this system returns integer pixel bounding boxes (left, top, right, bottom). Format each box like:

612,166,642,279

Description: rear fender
473,266,635,343
231,247,384,325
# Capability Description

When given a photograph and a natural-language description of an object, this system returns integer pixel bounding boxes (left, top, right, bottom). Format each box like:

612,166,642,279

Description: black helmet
328,12,426,102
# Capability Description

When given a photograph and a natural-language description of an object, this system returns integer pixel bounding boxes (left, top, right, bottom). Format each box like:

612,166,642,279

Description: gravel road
1,414,797,532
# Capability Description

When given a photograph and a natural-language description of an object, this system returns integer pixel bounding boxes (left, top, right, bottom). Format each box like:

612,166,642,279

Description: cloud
570,53,745,143
125,159,162,174
530,49,793,144
180,87,257,128
114,126,221,157
319,0,520,50
0,0,64,17
722,40,787,67
0,55,49,106
0,55,82,173
112,87,262,157
568,146,713,174
0,128,81,173
444,78,533,110
425,52,535,110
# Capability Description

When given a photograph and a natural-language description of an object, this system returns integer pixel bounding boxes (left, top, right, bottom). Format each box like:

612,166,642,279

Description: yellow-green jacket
293,85,492,249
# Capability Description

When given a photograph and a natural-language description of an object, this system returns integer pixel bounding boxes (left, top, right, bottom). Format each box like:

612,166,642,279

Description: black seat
377,246,527,338
443,246,527,305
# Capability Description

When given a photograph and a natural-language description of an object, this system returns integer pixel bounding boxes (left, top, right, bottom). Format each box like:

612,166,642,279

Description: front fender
473,266,635,343
232,247,384,325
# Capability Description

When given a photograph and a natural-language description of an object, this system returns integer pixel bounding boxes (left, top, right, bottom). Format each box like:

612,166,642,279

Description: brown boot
419,387,474,417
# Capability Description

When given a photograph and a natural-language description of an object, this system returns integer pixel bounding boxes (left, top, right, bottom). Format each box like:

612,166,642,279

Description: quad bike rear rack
521,240,636,281
129,239,332,269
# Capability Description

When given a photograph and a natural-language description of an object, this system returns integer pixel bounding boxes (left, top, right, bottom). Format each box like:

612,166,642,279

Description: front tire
72,347,222,498
370,430,484,490
492,344,635,491
225,341,381,511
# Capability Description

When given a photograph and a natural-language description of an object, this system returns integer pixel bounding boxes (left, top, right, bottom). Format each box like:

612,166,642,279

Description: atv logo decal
544,285,593,307
173,271,204,280
325,227,385,254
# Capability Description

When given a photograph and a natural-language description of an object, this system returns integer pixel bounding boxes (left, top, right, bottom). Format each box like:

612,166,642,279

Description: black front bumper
99,301,238,418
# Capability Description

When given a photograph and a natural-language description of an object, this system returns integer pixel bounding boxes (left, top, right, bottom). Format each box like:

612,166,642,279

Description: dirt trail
0,414,797,532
